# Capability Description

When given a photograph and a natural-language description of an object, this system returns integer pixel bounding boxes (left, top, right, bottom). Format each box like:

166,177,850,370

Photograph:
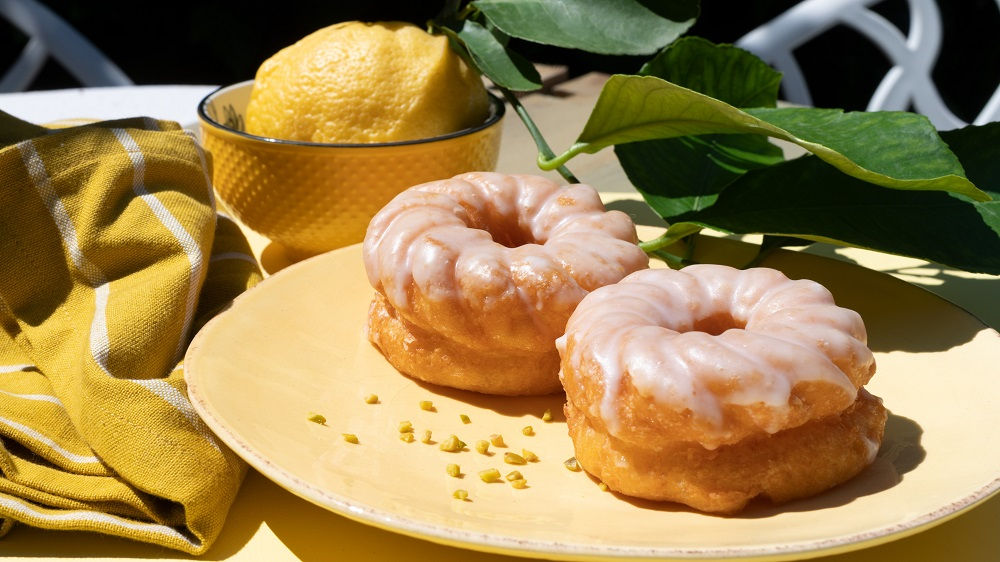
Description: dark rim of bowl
197,83,506,148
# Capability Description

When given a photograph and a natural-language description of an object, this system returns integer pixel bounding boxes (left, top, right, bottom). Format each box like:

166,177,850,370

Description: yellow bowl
197,80,504,257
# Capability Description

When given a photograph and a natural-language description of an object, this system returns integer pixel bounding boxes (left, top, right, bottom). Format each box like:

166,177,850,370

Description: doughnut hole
459,201,536,248
693,311,744,336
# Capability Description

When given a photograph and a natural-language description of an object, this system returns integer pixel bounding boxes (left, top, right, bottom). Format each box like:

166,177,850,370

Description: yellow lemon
245,21,490,144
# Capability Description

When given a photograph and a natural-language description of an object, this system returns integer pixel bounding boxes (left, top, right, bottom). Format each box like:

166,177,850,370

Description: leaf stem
638,232,695,269
498,87,580,184
456,2,477,20
648,248,688,269
537,145,583,171
637,232,679,253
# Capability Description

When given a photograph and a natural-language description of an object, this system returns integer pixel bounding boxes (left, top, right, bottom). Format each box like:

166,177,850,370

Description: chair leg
0,36,46,92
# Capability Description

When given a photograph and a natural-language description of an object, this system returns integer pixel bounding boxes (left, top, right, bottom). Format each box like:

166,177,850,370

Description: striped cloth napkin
0,110,262,553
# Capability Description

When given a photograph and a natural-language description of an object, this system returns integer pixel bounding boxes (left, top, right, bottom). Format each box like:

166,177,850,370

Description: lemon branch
497,88,579,184
636,231,694,269
431,15,579,184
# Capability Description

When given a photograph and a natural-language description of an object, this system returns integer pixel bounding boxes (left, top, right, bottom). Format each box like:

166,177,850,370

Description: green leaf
546,74,988,201
457,19,542,91
747,107,969,183
616,135,782,217
976,202,1000,238
940,123,1000,239
639,36,781,108
663,154,1000,274
618,36,784,231
471,0,696,55
940,123,1000,200
636,0,700,22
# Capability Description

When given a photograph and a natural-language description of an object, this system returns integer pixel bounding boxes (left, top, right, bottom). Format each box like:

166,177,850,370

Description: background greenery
1,0,998,122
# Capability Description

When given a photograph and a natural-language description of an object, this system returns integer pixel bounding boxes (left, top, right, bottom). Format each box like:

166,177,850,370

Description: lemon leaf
457,19,542,91
625,121,1000,274
639,36,781,109
547,74,988,202
471,0,697,55
663,151,1000,275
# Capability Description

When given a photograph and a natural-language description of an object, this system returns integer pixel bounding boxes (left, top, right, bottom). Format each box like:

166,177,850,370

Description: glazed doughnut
363,172,649,395
557,265,886,512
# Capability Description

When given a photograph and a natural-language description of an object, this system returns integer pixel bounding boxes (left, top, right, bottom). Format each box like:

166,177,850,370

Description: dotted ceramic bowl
197,80,504,257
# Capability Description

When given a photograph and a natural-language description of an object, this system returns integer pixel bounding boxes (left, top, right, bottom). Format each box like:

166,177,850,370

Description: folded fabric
0,110,263,554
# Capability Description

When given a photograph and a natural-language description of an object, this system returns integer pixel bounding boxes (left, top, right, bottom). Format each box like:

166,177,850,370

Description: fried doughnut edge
565,390,887,513
366,292,563,395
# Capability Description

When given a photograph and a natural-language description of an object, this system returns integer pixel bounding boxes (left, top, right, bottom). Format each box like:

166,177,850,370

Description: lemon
245,21,490,144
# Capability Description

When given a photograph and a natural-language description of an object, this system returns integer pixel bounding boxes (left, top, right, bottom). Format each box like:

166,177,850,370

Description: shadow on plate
259,241,300,275
806,244,1000,332
604,198,668,228
410,377,567,421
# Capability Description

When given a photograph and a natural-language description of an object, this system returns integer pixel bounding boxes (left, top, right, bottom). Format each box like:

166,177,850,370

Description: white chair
1,0,132,92
736,0,1000,130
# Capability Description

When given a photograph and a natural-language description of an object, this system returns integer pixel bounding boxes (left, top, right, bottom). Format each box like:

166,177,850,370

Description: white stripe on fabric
17,137,220,452
0,389,64,407
112,128,204,365
184,129,216,208
132,379,205,432
20,141,114,377
0,495,200,548
0,416,100,465
209,251,257,265
90,281,112,373
20,141,116,380
109,129,223,452
20,141,115,370
0,364,35,374
18,141,104,285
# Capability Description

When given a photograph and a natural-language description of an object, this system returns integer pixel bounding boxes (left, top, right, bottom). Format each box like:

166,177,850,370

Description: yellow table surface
1,75,998,561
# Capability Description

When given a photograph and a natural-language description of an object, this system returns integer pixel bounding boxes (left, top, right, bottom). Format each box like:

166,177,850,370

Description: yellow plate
185,234,1000,561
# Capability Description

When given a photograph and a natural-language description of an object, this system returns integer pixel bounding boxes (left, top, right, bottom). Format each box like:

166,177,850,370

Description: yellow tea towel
0,110,262,553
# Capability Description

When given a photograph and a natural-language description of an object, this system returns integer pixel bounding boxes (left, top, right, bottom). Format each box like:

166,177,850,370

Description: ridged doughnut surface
557,265,886,511
363,172,649,395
